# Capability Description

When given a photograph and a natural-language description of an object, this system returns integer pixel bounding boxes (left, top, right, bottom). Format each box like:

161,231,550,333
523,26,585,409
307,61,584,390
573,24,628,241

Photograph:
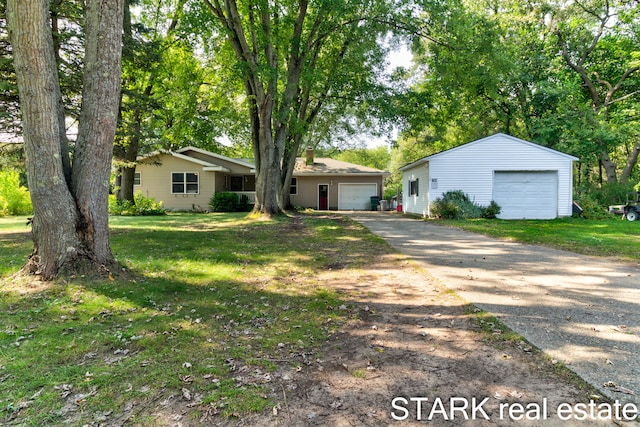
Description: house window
230,176,243,191
172,172,199,194
409,178,419,196
290,177,298,195
134,172,141,186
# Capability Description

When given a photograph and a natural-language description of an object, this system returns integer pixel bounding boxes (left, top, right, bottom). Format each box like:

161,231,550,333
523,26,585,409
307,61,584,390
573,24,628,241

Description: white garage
400,133,578,219
338,183,378,210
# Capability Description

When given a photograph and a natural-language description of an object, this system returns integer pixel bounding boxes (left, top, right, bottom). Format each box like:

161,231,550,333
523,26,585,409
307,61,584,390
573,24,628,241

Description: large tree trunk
7,0,124,279
72,0,123,264
620,138,640,183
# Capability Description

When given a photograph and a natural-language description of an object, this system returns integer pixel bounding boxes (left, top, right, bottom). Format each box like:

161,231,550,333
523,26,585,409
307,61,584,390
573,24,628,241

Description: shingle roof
293,157,389,176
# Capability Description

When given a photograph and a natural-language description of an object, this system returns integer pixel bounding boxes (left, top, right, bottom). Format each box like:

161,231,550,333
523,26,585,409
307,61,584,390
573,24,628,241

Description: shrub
238,194,252,212
210,192,239,212
573,194,615,220
0,169,33,216
481,200,502,219
109,192,165,216
430,190,500,220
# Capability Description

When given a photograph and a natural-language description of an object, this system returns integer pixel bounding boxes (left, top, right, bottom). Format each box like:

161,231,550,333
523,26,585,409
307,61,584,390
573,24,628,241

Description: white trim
171,171,200,195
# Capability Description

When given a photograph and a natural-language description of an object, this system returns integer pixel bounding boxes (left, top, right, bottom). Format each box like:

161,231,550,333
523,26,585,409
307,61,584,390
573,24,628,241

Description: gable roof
293,157,390,176
139,146,388,176
176,146,255,170
138,149,231,172
400,133,579,171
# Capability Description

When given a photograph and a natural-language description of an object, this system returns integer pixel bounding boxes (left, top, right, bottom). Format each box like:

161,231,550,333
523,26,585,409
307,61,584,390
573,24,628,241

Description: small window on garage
409,178,419,196
133,172,141,186
290,177,298,195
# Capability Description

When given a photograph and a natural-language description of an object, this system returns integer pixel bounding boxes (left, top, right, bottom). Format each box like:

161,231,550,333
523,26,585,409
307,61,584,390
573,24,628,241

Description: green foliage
430,190,500,220
209,192,253,213
0,169,32,216
210,192,239,212
573,195,615,220
575,182,634,220
238,194,252,212
482,200,502,219
109,192,165,216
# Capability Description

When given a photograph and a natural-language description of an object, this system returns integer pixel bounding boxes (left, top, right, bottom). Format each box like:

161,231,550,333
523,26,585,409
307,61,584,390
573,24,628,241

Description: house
132,146,389,211
399,133,579,219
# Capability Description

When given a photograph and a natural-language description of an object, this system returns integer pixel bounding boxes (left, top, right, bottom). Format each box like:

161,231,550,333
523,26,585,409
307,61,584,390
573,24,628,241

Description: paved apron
349,213,640,407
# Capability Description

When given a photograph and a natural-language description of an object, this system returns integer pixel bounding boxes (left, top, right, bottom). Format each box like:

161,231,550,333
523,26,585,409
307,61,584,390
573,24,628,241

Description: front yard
0,213,608,425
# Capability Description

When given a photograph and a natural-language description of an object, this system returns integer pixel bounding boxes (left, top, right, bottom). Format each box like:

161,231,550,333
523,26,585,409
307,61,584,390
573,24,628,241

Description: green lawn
439,217,640,261
2,213,636,424
0,213,386,425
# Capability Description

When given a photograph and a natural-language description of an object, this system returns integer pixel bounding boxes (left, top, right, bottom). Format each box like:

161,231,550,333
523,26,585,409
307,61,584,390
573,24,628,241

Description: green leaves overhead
398,0,640,187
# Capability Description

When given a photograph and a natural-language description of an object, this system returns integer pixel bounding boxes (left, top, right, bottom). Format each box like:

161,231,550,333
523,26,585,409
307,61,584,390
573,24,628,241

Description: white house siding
403,162,430,216
401,134,577,219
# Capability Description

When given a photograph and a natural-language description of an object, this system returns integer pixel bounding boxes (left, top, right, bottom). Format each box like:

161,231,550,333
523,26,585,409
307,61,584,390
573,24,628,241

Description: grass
2,213,631,424
0,213,386,425
438,217,640,261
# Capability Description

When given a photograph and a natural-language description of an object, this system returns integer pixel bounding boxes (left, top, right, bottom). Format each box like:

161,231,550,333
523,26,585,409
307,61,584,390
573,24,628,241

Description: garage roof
399,133,579,171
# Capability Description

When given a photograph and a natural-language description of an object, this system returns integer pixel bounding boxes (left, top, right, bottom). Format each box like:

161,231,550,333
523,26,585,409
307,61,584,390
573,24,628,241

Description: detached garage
400,133,579,219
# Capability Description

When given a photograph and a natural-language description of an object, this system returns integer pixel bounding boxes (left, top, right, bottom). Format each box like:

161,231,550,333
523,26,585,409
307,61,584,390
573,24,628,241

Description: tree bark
556,13,639,184
7,0,123,279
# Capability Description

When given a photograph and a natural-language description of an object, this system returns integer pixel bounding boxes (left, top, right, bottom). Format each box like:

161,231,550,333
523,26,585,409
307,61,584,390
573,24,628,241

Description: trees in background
397,0,640,191
199,0,407,215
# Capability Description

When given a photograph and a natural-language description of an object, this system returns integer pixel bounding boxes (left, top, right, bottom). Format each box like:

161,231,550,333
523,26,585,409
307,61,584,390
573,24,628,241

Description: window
133,172,141,186
230,176,243,191
290,177,298,195
172,172,199,194
409,178,419,196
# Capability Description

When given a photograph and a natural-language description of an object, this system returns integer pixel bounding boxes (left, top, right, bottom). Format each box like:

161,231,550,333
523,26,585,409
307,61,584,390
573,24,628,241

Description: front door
318,184,329,210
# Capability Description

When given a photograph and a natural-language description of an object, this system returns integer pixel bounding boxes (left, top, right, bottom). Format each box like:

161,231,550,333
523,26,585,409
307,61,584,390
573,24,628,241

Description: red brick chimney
305,147,314,165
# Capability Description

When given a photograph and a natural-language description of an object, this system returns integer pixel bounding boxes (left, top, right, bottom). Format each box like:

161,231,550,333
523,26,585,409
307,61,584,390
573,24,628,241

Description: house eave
293,172,390,177
203,165,231,173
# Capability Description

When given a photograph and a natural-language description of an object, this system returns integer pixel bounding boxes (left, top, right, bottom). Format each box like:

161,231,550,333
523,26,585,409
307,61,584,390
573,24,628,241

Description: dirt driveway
349,212,640,409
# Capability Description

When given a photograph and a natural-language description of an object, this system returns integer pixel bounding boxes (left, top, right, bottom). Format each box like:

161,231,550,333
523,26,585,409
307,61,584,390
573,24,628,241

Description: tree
551,0,640,183
200,0,401,216
114,0,237,204
7,0,123,279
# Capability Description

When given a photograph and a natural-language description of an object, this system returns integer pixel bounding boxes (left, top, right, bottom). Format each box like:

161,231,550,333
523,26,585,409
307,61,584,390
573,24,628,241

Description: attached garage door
338,183,377,210
493,171,558,219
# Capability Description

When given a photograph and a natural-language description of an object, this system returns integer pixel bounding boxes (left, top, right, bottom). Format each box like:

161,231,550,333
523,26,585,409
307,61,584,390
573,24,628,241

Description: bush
238,194,252,212
481,200,502,219
109,192,165,216
430,190,500,220
210,192,240,212
573,194,615,220
0,169,33,216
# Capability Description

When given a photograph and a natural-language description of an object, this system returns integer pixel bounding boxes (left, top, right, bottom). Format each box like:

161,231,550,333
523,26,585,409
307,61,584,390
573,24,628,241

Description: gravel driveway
350,212,640,407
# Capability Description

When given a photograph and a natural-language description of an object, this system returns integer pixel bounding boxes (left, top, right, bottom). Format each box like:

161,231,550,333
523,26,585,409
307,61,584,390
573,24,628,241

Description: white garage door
493,171,558,219
338,183,377,210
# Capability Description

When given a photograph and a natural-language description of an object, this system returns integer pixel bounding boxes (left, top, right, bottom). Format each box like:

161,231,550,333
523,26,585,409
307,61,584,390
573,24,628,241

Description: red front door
318,184,329,210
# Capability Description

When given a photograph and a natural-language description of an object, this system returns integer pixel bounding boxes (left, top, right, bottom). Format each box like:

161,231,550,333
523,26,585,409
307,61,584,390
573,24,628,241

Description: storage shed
399,133,579,219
